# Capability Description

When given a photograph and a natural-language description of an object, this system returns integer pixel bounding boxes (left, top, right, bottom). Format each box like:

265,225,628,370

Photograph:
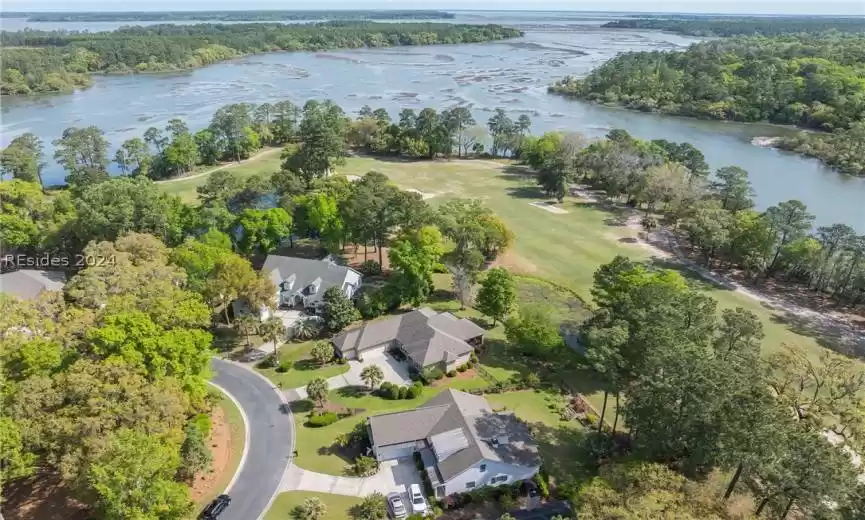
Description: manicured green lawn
264,491,361,520
193,391,246,515
157,147,282,203
292,386,445,475
256,340,350,390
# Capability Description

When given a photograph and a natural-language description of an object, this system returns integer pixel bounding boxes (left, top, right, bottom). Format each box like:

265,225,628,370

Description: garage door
377,442,415,461
358,344,389,359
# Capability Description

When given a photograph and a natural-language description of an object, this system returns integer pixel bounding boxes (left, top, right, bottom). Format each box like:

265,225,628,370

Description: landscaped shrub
397,386,409,399
446,370,457,378
336,356,347,365
276,361,290,373
470,351,478,363
534,472,550,498
353,455,379,477
192,413,212,437
407,383,423,399
307,412,339,427
585,412,599,426
423,367,444,381
359,260,382,276
456,364,468,373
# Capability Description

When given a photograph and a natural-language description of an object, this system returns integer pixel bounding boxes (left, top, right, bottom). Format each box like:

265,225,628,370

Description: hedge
307,412,339,427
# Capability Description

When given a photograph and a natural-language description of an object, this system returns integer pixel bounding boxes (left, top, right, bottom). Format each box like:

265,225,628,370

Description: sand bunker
529,201,569,214
406,188,438,200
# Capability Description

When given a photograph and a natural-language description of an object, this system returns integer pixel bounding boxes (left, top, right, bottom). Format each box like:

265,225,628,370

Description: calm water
1,11,863,230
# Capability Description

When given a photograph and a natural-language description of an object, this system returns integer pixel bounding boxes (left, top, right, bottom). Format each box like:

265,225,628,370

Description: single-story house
367,389,541,498
331,308,485,372
0,269,66,300
261,254,362,314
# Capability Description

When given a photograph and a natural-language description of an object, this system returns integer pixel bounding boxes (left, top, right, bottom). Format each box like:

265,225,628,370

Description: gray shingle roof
0,270,65,300
262,255,357,307
367,389,540,482
333,308,485,368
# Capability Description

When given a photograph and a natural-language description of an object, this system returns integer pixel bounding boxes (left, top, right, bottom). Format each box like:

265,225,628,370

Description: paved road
211,358,294,520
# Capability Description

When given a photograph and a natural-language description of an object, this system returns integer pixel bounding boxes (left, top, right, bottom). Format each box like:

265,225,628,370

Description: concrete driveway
289,347,412,400
281,459,422,498
255,309,305,353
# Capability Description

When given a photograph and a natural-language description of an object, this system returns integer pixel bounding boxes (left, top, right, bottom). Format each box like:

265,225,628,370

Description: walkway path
158,147,280,184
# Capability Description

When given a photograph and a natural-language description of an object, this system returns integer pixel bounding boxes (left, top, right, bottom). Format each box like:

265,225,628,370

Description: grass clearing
256,340,350,389
291,386,444,475
264,491,361,520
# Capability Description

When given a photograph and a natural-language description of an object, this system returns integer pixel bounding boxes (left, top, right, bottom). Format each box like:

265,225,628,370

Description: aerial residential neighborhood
2,5,865,520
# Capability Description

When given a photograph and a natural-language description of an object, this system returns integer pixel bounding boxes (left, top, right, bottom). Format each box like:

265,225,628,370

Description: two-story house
261,255,362,314
331,308,485,373
367,389,541,498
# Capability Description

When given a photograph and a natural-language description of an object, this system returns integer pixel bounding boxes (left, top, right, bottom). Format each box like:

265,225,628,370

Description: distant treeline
1,10,456,22
604,16,865,36
549,34,865,175
1,22,521,95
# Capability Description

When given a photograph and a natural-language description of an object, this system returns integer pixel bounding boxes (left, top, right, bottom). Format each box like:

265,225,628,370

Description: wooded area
549,34,865,175
603,16,865,36
0,10,456,22
0,21,521,95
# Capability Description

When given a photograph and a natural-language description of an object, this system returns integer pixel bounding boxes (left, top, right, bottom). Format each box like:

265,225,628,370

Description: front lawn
264,491,362,520
256,340,349,389
292,386,444,475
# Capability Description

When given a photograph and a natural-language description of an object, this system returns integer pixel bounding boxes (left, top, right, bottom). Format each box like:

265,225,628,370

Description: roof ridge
372,403,451,420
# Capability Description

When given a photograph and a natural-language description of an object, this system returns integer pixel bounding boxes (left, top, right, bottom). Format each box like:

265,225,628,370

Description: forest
2,97,864,518
1,10,456,22
549,34,865,175
603,16,865,36
0,21,521,95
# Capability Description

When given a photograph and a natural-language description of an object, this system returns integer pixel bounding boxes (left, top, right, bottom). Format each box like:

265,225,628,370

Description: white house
367,389,541,498
260,254,362,314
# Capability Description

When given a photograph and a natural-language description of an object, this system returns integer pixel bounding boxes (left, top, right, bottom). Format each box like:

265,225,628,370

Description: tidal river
1,10,863,230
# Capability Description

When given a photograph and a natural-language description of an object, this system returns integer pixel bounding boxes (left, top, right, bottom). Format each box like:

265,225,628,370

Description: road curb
207,381,251,494
215,357,296,520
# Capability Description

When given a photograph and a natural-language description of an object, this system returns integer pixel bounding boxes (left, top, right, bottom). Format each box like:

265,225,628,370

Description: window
479,464,487,472
491,475,509,484
465,481,476,489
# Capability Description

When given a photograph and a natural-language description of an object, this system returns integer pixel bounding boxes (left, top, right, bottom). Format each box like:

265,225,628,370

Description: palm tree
306,377,329,410
293,497,327,520
293,317,321,341
360,364,384,390
258,316,286,362
236,314,259,348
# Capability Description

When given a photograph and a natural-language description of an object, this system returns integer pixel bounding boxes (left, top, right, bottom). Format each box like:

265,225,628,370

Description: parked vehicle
201,494,231,519
387,492,408,518
408,484,428,515
241,350,267,362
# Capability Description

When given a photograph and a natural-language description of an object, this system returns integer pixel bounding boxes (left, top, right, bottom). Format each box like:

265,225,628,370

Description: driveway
280,459,422,498
255,309,304,354
289,347,412,400
211,358,294,520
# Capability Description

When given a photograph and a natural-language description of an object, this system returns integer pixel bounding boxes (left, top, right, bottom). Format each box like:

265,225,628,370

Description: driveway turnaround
289,349,412,400
211,358,294,520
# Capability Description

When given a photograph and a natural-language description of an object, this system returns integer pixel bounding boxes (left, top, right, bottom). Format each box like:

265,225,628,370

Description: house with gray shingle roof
261,255,362,313
332,308,484,372
0,269,66,301
367,389,541,498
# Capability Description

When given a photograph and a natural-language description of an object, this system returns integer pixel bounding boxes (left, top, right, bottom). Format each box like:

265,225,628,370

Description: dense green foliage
0,22,521,94
2,10,456,22
603,16,865,37
549,34,865,174
775,122,865,176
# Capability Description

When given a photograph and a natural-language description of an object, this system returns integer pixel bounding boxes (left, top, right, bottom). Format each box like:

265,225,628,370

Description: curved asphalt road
211,358,294,520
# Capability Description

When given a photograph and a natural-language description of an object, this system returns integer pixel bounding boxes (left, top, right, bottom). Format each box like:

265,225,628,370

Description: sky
3,0,864,15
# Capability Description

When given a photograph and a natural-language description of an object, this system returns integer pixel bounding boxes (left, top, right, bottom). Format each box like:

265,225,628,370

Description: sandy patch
341,243,391,271
406,188,438,200
4,471,90,520
190,405,232,503
529,201,569,214
569,185,599,203
490,249,538,274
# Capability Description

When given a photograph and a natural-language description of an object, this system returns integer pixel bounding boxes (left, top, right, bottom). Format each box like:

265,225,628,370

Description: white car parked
408,484,428,515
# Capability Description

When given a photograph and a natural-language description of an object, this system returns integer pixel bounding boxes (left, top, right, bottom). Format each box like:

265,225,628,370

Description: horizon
3,2,863,16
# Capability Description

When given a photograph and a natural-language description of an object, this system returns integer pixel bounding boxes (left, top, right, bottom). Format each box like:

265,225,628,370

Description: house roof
261,255,358,306
367,389,540,482
0,270,66,300
333,308,485,368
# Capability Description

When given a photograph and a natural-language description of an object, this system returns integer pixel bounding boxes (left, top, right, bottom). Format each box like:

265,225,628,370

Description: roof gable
262,255,358,305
